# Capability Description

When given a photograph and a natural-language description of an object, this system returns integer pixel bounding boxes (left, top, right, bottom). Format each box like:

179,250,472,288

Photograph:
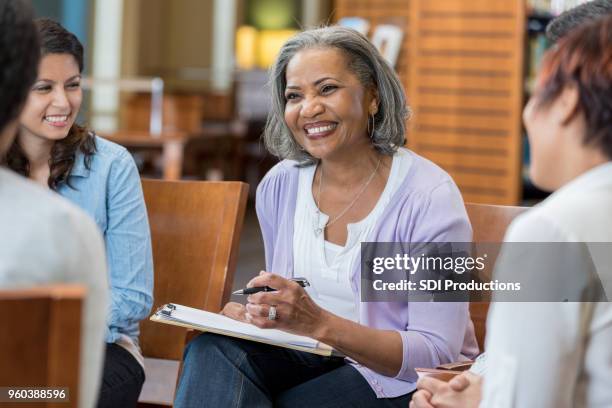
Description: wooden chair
0,284,85,408
138,179,248,407
465,203,528,351
115,91,247,181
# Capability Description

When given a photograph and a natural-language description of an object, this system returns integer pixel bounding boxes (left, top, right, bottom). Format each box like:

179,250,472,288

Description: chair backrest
0,285,84,406
465,203,528,351
121,93,206,133
139,179,248,360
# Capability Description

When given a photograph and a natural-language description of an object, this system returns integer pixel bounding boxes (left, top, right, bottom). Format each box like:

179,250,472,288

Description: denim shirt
57,135,154,345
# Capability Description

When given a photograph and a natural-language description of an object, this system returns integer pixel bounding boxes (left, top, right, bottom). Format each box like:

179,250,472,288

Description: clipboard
151,303,339,357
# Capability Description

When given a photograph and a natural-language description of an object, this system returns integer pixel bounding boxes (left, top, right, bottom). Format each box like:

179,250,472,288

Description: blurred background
31,0,590,206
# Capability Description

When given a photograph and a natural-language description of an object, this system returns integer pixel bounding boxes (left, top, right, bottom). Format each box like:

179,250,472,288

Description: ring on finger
268,305,277,321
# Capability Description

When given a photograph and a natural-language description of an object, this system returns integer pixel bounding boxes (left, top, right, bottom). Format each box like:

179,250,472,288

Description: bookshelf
335,0,526,205
335,0,411,96
522,8,554,201
407,0,525,205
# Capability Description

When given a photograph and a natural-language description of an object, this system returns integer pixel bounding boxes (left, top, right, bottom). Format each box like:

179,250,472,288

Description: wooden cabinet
335,0,525,205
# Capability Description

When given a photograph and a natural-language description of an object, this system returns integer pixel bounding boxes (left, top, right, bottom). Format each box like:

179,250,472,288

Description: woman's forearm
314,309,403,377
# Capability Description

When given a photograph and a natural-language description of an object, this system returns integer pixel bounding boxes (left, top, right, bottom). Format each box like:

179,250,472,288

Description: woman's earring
369,113,376,138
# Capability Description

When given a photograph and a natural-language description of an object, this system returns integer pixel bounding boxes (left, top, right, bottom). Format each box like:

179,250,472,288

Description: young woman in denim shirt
4,19,153,408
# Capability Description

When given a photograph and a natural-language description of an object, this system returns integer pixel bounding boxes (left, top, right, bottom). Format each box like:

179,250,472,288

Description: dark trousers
174,333,413,408
97,343,145,408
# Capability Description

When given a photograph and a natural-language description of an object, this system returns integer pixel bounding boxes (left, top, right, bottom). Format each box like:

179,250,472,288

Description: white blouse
482,162,612,408
293,148,413,322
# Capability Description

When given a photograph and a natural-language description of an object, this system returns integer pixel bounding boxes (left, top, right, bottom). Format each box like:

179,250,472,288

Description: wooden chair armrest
415,368,463,382
436,360,474,371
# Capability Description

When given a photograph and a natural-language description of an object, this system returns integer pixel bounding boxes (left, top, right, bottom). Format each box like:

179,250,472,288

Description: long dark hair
0,0,39,133
5,18,96,189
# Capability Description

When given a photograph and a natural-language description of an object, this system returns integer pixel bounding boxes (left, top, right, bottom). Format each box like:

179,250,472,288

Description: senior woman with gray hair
175,26,478,407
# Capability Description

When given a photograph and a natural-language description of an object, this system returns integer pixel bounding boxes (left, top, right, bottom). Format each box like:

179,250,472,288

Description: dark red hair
536,14,612,159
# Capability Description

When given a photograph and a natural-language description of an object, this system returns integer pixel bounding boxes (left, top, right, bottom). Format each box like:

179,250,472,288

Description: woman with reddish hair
412,13,612,408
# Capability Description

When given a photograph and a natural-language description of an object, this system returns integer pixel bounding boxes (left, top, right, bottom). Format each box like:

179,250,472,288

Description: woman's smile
43,114,71,128
303,121,338,139
19,53,82,143
283,47,377,161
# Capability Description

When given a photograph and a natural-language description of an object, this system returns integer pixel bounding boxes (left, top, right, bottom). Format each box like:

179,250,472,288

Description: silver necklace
314,157,382,236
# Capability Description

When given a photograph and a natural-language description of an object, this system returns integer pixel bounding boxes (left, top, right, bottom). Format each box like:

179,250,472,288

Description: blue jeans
174,333,413,408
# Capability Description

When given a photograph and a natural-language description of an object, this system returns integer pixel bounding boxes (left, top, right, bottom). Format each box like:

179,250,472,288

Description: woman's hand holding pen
244,271,329,337
224,271,403,376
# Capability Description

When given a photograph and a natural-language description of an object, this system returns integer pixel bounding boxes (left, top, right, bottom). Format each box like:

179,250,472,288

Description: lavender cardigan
255,150,479,398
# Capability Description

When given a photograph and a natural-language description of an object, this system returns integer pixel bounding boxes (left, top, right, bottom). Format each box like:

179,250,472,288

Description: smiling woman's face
283,47,377,161
19,53,82,143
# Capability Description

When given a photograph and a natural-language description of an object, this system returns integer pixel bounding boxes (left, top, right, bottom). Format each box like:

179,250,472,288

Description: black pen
232,277,310,295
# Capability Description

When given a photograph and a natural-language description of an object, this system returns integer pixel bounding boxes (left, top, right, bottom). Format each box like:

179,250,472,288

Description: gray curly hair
263,25,410,165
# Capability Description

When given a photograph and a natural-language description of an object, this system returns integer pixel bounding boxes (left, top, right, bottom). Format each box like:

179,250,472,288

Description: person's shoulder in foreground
0,168,108,408
0,167,105,282
507,162,612,243
0,1,107,407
